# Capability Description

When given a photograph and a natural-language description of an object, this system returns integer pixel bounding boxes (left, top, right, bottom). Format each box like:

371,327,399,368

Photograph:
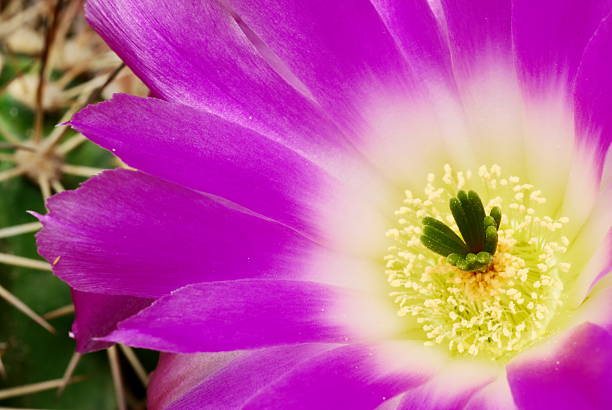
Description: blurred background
0,1,157,408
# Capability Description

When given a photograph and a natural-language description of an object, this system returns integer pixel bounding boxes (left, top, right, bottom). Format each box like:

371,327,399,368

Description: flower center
385,165,571,361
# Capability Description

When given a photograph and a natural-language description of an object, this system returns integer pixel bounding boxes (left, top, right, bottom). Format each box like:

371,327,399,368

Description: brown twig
41,62,125,152
33,0,64,142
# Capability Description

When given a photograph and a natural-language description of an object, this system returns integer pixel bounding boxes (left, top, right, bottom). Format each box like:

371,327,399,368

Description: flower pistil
420,190,501,272
385,165,571,361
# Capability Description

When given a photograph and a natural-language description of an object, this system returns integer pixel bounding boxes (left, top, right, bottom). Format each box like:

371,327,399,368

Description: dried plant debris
1,1,154,409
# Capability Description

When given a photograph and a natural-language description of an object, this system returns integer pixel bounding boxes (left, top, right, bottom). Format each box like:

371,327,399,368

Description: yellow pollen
385,164,570,361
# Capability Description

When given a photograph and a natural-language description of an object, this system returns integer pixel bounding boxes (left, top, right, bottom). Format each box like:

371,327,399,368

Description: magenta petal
574,13,612,174
439,0,512,75
589,228,612,293
590,265,612,299
397,361,499,410
507,323,612,410
103,279,370,352
227,0,417,138
239,343,434,409
36,169,319,298
71,289,153,353
85,0,356,165
578,275,612,336
70,94,337,239
149,345,334,410
463,376,517,410
370,0,455,88
148,352,242,410
513,0,612,91
399,384,485,409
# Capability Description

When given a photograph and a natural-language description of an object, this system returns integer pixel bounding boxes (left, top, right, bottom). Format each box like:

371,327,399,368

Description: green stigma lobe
490,206,502,229
484,225,498,255
420,217,468,256
421,190,501,271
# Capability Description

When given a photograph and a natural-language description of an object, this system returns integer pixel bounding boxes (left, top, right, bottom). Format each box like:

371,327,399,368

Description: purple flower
36,0,612,409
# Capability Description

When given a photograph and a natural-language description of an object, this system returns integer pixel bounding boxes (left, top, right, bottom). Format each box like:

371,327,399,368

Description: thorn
60,164,106,177
0,358,5,380
0,166,25,182
0,375,86,400
41,89,93,151
57,352,81,397
107,346,127,410
0,120,23,145
0,152,16,162
57,133,87,154
0,222,41,239
0,253,52,271
119,344,149,387
41,62,125,153
51,179,65,193
0,343,7,380
43,303,74,320
38,176,52,201
0,284,55,333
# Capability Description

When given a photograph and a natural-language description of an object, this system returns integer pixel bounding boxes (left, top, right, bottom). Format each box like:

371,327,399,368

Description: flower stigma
385,165,571,361
420,189,501,272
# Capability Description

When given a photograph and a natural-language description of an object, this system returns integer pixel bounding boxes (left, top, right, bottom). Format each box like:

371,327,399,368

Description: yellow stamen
385,164,570,361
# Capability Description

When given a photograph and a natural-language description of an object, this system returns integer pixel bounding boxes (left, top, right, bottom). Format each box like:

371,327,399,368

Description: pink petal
70,95,336,240
149,345,334,409
36,170,321,298
69,94,392,255
371,0,455,89
85,0,358,170
439,0,512,77
507,323,612,409
574,12,612,175
70,289,153,353
241,342,440,409
513,0,612,93
102,279,397,352
463,375,517,410
226,0,418,140
568,185,612,302
148,343,441,409
398,360,501,409
575,274,612,335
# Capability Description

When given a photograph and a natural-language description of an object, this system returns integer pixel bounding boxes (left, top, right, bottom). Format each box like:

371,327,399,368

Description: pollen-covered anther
385,164,570,361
